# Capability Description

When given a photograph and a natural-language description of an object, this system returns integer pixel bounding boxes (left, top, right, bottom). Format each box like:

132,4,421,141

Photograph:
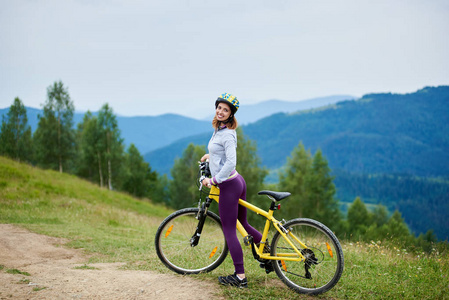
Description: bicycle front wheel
271,218,344,295
155,208,228,274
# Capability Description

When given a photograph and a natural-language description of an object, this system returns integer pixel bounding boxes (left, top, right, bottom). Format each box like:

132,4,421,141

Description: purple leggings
218,174,262,274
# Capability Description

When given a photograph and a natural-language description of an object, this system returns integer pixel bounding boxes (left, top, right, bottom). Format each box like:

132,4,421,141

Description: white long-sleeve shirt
208,127,237,184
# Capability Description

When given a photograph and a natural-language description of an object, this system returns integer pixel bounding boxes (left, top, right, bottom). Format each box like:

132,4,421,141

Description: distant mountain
0,107,211,154
1,94,354,154
202,95,355,124
4,88,447,174
244,86,449,177
114,114,210,153
0,106,43,133
145,86,449,240
146,86,449,178
144,131,211,175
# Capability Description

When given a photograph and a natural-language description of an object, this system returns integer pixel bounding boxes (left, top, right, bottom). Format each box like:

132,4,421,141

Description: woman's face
216,102,232,122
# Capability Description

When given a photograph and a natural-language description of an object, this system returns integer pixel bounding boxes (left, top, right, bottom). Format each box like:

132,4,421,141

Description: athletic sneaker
218,273,248,288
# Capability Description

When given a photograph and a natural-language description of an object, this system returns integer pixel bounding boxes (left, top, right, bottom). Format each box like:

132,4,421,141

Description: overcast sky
1,0,448,119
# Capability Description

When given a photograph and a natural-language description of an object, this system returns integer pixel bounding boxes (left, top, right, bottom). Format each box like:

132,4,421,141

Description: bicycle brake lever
199,175,206,190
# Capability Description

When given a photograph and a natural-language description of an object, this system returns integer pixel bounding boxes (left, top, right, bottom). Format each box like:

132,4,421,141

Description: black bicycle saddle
258,190,291,202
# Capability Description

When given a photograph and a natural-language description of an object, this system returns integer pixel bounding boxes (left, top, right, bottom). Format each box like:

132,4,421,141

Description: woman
201,93,263,288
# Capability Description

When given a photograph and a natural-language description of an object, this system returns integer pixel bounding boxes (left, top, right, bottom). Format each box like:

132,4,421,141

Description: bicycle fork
190,197,213,247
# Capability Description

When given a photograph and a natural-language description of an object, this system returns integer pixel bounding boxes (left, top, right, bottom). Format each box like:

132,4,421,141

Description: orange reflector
209,246,218,258
281,260,287,271
165,225,174,238
326,242,333,258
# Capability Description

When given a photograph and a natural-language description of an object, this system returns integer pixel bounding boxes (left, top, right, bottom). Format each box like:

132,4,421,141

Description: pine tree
347,197,370,239
386,210,411,243
121,144,157,198
0,97,32,162
416,230,437,253
150,174,169,204
33,107,59,170
169,143,205,209
307,149,342,228
372,204,389,227
278,142,313,220
33,81,75,173
364,204,390,242
76,112,102,184
278,143,343,233
97,104,124,190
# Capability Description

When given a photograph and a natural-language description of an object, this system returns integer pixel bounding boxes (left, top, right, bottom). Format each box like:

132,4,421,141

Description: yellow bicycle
155,161,344,295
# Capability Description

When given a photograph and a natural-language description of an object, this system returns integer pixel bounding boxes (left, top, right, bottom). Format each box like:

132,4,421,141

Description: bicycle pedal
259,261,274,274
243,235,253,246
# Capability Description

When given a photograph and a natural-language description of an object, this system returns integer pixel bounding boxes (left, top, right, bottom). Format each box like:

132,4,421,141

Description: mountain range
0,107,211,154
1,87,448,239
204,95,355,124
0,95,351,155
143,86,449,240
146,86,449,178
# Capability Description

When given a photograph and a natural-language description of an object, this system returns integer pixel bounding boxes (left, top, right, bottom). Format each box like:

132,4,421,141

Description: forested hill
147,86,449,178
145,86,449,240
243,86,449,177
0,95,352,155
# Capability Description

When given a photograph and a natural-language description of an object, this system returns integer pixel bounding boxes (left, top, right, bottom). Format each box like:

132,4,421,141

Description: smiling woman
215,102,231,122
199,93,264,288
211,93,239,130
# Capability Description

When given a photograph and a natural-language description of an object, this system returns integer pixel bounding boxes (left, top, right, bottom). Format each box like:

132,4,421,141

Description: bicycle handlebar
198,160,212,190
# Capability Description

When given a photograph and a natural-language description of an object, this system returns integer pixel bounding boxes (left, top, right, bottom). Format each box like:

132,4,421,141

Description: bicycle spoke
271,218,344,295
155,208,228,274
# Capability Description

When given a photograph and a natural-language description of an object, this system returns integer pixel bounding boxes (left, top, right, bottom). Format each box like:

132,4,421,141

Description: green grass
17,278,31,284
73,264,100,270
1,156,448,299
6,269,31,276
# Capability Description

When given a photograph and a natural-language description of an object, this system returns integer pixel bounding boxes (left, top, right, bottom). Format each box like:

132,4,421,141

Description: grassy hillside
1,156,448,299
0,156,173,266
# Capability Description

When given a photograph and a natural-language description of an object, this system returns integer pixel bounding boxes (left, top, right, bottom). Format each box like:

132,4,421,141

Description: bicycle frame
207,186,307,263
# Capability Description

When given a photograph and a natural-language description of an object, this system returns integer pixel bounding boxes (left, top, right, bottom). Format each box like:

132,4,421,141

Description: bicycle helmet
215,93,239,114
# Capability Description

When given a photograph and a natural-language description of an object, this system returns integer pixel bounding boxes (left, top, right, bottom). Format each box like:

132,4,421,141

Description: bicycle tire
271,218,344,295
155,208,228,274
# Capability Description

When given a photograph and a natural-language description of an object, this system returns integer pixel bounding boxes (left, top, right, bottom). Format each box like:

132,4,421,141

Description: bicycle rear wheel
271,218,344,295
155,208,228,274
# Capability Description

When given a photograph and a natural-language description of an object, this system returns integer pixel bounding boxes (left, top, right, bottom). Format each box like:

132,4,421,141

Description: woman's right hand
202,178,212,188
201,154,210,162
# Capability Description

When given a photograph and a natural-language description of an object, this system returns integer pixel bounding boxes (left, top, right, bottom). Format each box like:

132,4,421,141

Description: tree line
334,171,449,241
1,81,447,254
0,81,164,202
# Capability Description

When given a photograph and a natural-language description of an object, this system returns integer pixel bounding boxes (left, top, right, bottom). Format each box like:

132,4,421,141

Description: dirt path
0,224,223,300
